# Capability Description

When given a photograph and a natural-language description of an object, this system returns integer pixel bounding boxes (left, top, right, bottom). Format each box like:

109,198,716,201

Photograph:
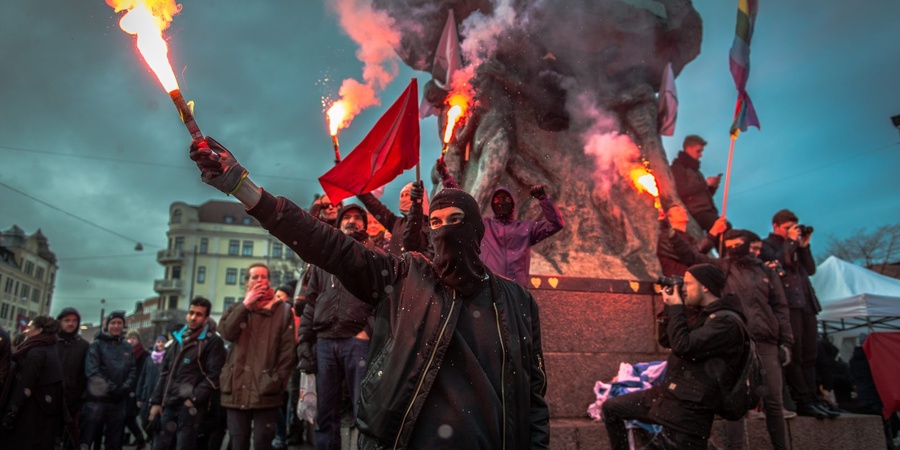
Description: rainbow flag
729,0,760,135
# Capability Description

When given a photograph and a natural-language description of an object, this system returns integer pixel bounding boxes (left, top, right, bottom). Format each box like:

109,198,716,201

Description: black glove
189,137,249,195
296,341,317,374
530,185,547,199
410,180,424,203
142,415,161,435
435,158,450,179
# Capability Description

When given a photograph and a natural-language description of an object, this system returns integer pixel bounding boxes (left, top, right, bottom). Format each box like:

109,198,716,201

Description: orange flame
442,93,469,144
630,167,659,198
327,101,348,136
107,0,183,92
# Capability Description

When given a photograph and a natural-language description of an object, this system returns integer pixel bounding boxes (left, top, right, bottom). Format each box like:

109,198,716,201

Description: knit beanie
686,263,726,298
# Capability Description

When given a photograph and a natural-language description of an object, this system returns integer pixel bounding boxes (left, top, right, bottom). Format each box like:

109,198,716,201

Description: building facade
155,200,302,321
0,225,58,332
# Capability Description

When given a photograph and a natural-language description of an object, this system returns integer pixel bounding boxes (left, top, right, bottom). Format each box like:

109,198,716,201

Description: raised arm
528,185,564,246
357,193,399,231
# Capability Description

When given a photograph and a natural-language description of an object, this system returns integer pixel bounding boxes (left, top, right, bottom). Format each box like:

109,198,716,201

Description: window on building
168,295,178,309
223,297,236,311
224,215,235,224
32,289,41,303
45,293,51,307
35,267,44,281
270,270,282,287
242,241,253,256
272,243,283,258
285,247,295,260
239,269,248,284
1,304,8,319
24,261,34,276
20,285,30,302
171,266,182,280
199,238,209,255
174,237,185,251
225,268,238,285
3,278,13,294
197,266,206,284
228,240,240,255
172,209,182,224
242,217,253,225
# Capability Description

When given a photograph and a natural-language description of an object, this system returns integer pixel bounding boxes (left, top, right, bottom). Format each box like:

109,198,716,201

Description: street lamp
99,298,106,329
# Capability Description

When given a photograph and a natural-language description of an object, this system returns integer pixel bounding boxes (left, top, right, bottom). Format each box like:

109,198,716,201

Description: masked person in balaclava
188,138,549,450
356,181,433,258
297,204,376,450
434,159,564,286
668,228,800,448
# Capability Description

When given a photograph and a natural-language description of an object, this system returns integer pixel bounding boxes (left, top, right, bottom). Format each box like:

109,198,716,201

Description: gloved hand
779,344,792,367
530,184,547,199
435,158,450,179
410,180,424,203
296,341,317,374
189,137,249,195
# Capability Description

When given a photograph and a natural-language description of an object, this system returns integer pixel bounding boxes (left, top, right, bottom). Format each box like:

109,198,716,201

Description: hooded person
356,181,433,258
188,138,550,449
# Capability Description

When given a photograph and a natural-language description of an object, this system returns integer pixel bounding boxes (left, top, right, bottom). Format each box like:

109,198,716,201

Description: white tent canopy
812,256,900,323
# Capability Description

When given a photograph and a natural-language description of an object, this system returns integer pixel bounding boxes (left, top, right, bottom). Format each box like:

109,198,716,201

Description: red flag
657,62,677,136
422,10,461,119
319,79,420,204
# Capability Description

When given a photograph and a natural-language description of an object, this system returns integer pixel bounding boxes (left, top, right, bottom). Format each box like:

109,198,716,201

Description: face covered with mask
491,188,515,221
724,229,761,265
429,189,488,296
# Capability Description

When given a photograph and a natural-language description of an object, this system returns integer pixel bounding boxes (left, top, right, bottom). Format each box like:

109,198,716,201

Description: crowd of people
0,133,893,450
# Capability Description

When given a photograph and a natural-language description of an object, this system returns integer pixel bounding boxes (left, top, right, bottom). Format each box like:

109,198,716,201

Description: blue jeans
80,400,126,450
153,403,204,450
315,337,370,450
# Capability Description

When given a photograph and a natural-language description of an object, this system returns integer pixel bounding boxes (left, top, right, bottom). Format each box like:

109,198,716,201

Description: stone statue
375,0,703,280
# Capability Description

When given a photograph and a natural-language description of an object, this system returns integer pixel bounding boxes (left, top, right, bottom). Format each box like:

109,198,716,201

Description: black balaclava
336,204,369,242
57,307,82,340
724,229,759,265
491,187,515,221
430,189,487,296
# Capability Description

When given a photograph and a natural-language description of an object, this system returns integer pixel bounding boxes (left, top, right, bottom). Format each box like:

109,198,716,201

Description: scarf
13,332,57,362
151,349,165,365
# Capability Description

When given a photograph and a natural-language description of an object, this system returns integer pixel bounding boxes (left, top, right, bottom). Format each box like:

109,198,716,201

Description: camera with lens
797,224,814,236
656,275,684,295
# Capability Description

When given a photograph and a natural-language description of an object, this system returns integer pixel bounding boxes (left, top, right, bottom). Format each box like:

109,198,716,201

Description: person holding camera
602,264,746,449
670,228,794,449
760,209,834,419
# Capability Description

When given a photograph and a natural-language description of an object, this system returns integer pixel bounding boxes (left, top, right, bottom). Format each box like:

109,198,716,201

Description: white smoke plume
328,0,402,127
451,0,518,95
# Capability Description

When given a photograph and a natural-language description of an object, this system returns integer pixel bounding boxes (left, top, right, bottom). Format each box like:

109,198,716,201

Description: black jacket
653,295,746,437
150,324,226,408
248,190,549,450
84,332,136,402
2,338,66,447
670,232,794,347
57,332,90,411
760,234,821,312
136,354,162,404
671,151,718,220
296,264,374,371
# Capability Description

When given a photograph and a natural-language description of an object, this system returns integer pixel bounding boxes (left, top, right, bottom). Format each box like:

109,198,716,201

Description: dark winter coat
296,264,374,372
218,299,296,410
656,228,715,277
480,187,564,286
125,347,149,417
670,232,794,347
760,234,822,312
0,326,10,391
247,190,549,450
653,294,746,437
57,332,90,412
136,353,162,405
83,332,136,402
150,324,226,408
2,336,66,449
671,151,718,221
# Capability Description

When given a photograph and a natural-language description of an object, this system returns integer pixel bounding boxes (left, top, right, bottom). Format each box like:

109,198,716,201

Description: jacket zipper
160,340,197,405
392,290,457,450
493,303,507,450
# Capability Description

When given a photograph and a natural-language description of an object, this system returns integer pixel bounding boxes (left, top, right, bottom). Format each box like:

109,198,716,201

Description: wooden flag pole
720,131,738,218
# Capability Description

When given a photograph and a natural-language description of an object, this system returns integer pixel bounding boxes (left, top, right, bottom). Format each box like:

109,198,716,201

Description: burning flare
630,168,659,197
442,92,470,145
107,0,182,92
327,101,349,136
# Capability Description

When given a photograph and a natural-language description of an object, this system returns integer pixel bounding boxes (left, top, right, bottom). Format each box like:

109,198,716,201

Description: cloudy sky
2,0,898,323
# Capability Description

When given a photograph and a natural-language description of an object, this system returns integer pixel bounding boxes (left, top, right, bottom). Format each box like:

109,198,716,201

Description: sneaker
796,403,827,420
783,409,797,419
748,409,766,420
819,402,841,419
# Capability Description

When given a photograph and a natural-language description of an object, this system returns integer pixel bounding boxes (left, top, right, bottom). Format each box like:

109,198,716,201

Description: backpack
715,310,764,421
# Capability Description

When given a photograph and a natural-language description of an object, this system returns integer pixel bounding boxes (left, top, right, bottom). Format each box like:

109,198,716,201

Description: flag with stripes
729,0,760,135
